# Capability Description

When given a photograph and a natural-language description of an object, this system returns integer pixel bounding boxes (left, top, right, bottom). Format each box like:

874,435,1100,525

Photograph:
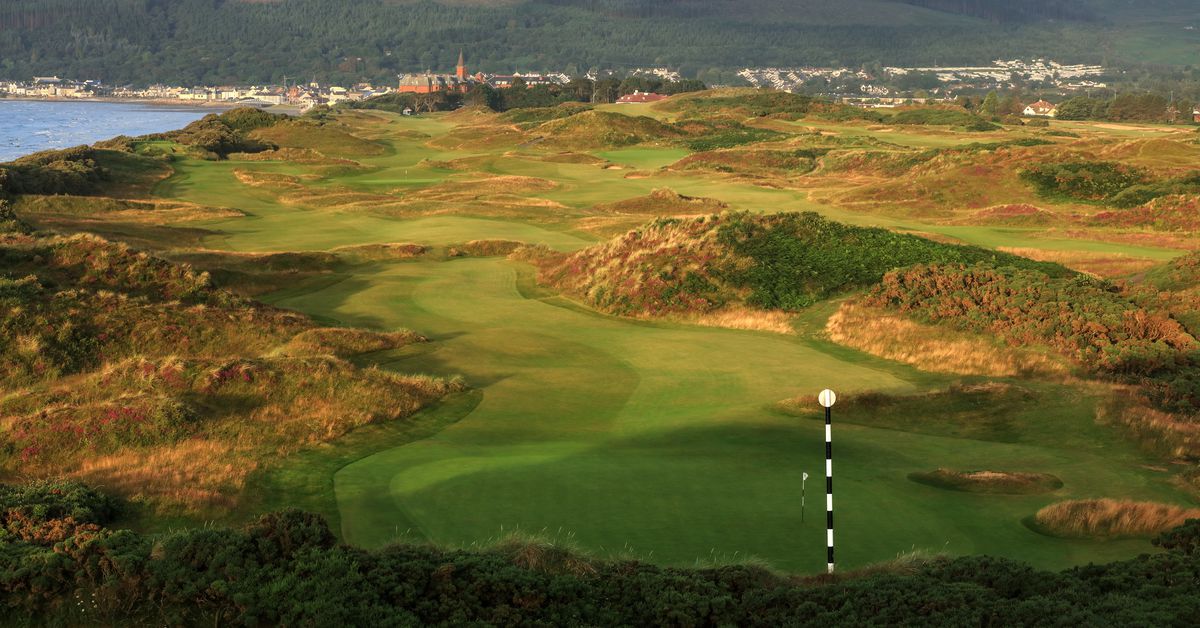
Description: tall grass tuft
1034,498,1200,539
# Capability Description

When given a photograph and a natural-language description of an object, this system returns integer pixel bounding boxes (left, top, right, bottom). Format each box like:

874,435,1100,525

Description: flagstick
818,389,837,575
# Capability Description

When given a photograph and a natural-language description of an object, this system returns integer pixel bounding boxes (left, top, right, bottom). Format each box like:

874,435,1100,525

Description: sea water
0,100,214,162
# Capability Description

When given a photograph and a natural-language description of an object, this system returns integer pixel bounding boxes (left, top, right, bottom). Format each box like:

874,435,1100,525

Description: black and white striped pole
818,388,837,574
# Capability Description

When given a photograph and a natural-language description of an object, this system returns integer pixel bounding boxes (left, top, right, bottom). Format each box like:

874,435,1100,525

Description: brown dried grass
278,328,425,357
692,307,795,334
997,246,1159,278
1034,498,1200,539
1096,391,1200,460
827,302,1070,378
74,439,249,511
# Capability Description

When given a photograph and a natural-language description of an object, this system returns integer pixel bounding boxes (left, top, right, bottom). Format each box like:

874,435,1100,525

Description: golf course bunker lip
1026,498,1200,540
908,469,1064,495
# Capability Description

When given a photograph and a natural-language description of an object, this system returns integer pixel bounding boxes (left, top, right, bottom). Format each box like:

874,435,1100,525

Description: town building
616,90,668,104
1023,99,1058,117
398,50,472,94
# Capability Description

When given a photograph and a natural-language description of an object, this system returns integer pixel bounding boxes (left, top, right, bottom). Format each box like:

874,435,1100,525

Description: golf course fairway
140,109,1197,573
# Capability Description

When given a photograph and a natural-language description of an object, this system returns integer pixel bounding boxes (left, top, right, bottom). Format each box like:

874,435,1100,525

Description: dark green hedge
2,488,1199,626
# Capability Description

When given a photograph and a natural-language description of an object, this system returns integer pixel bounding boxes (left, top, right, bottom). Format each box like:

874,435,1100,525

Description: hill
535,211,1066,321
0,0,1196,84
0,228,464,515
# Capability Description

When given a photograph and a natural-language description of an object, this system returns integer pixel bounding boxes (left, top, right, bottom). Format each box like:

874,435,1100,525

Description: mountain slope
0,0,1194,84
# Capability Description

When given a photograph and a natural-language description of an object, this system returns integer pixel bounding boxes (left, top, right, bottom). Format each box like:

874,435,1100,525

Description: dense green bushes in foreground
2,481,1199,625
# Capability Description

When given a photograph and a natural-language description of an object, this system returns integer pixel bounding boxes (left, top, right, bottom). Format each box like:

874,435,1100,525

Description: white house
1023,100,1057,117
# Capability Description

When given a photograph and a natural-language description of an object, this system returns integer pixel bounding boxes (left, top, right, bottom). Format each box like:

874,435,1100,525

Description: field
10,97,1200,574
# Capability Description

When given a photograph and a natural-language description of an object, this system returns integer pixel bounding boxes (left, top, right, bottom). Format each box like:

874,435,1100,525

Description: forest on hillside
0,0,1193,85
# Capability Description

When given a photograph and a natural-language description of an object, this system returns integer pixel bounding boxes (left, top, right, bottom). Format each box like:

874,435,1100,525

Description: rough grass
534,110,686,149
331,242,428,262
995,247,1159,278
0,233,463,513
691,306,795,334
278,328,425,357
593,187,728,215
826,302,1071,378
908,469,1063,495
1096,392,1200,461
249,120,387,159
447,240,526,257
1034,499,1200,539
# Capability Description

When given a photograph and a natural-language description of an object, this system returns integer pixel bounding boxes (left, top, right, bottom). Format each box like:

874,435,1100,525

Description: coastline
0,95,301,115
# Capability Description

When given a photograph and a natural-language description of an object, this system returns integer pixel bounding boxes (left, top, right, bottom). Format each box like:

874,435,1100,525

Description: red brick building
398,50,472,94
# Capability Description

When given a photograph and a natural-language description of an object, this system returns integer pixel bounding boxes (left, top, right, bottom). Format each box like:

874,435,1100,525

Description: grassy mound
968,204,1060,226
1034,499,1200,539
447,239,526,257
594,187,729,215
500,102,594,127
889,107,999,131
656,88,816,118
536,212,1066,318
909,469,1063,495
160,108,287,159
250,119,387,159
828,301,1070,377
0,233,463,512
534,110,686,149
671,147,825,176
1092,195,1200,231
278,328,424,357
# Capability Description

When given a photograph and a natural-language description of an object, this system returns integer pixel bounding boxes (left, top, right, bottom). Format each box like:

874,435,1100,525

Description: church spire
456,49,466,80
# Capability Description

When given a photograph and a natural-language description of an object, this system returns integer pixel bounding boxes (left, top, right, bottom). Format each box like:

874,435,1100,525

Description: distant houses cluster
0,52,576,111
396,51,570,94
0,76,393,110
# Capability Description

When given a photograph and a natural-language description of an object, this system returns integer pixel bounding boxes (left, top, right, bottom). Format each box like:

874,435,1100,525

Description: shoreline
0,95,301,114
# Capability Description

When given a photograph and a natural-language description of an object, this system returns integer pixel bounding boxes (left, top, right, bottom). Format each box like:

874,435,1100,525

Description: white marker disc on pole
818,389,837,408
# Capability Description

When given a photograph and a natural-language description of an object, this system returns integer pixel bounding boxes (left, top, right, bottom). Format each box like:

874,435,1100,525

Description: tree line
0,0,1162,86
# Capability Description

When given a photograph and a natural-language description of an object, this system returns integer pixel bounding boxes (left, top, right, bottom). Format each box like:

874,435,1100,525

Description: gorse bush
863,263,1197,376
1019,161,1149,202
0,145,108,196
715,212,1066,310
889,108,997,129
2,485,1200,625
165,107,286,158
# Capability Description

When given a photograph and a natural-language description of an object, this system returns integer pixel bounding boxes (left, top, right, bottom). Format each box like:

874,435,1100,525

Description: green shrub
0,492,1199,625
716,212,1068,310
890,108,994,129
0,146,108,195
0,480,122,526
1019,161,1149,202
864,263,1196,376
